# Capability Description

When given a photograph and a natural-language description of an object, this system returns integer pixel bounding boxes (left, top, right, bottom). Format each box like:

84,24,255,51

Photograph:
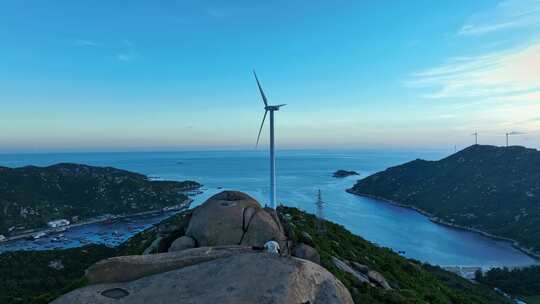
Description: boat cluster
33,226,70,241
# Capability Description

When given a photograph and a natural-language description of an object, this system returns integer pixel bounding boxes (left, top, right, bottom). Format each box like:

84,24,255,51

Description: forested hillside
0,208,511,304
0,163,199,234
349,145,540,254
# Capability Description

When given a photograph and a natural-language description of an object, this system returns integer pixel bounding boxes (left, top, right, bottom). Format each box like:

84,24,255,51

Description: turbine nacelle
265,104,286,111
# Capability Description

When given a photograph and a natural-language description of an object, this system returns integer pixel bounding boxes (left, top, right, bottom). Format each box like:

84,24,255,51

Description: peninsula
348,145,540,256
0,163,200,236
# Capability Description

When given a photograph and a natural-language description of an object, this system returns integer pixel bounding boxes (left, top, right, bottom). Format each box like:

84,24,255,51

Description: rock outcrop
332,256,372,285
366,269,392,290
52,191,353,304
300,231,314,245
185,191,287,251
168,235,196,252
86,246,254,284
332,256,392,290
292,243,320,265
53,252,353,304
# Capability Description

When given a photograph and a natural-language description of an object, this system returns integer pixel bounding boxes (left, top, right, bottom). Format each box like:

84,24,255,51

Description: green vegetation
278,206,510,304
0,245,115,304
349,144,540,254
0,209,194,304
0,163,200,234
0,206,511,304
476,266,540,301
524,295,540,304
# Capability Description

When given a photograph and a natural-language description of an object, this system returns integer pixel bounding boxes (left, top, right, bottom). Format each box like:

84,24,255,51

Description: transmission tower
316,189,325,235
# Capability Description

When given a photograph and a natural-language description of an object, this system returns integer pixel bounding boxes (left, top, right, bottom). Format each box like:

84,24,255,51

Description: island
0,163,200,237
333,170,360,178
348,144,540,256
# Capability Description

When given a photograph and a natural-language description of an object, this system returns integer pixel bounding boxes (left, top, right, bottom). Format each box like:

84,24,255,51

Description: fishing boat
112,230,122,237
33,232,47,240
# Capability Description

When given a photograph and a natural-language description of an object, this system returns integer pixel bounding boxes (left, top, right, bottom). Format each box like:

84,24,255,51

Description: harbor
0,210,182,253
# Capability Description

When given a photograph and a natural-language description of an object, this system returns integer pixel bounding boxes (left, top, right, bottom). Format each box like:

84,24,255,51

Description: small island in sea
333,170,360,178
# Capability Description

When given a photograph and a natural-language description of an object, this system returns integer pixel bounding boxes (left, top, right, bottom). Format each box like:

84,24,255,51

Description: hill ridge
0,163,200,235
349,145,540,255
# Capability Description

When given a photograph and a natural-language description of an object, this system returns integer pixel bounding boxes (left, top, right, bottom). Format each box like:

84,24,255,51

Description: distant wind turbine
506,131,525,147
471,131,478,145
254,70,286,209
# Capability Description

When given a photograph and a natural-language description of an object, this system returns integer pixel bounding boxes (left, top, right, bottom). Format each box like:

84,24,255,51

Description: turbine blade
256,110,268,148
253,70,268,107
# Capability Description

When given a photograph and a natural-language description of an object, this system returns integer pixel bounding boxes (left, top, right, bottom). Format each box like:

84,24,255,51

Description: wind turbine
471,131,478,145
506,131,524,147
254,70,286,209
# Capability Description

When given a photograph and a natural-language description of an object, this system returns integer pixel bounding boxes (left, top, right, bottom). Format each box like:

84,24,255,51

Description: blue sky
1,0,539,152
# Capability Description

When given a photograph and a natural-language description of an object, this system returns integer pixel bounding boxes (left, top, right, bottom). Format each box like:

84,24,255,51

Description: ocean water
0,149,537,267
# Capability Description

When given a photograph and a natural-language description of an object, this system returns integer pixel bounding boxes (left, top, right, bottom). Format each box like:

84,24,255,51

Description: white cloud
408,41,540,101
476,100,540,131
407,0,540,133
459,0,540,36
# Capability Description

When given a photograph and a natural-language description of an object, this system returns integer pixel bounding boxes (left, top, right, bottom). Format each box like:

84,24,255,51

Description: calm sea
0,149,537,268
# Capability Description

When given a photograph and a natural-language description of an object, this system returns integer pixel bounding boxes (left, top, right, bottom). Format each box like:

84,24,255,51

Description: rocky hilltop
348,144,540,255
0,163,200,234
52,191,353,304
49,191,509,304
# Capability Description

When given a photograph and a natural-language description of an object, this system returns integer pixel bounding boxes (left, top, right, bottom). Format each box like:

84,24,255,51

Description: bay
0,149,537,268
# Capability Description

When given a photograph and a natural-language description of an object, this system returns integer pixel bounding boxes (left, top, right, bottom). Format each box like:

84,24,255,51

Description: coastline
346,188,540,261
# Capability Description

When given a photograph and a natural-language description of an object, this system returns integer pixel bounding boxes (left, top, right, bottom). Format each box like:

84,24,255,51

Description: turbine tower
254,70,286,209
506,131,524,147
472,131,478,145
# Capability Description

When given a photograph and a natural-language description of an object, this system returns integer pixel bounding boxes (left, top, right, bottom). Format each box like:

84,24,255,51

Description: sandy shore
346,188,540,261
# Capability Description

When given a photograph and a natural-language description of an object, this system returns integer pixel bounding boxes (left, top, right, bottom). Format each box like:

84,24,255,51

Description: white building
47,219,70,228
